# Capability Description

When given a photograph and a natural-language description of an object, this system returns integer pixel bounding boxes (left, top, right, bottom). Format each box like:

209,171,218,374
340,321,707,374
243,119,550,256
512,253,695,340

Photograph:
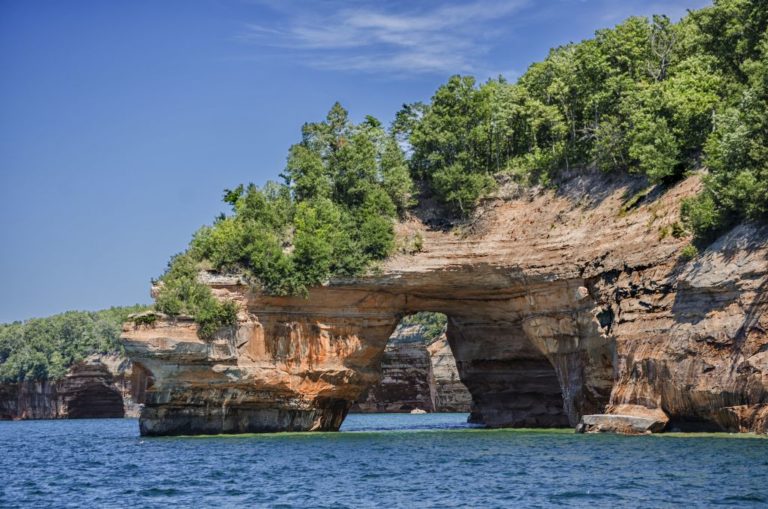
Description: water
1,414,767,508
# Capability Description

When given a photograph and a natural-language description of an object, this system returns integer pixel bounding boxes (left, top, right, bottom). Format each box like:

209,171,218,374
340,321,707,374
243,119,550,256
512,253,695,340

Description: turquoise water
1,413,767,508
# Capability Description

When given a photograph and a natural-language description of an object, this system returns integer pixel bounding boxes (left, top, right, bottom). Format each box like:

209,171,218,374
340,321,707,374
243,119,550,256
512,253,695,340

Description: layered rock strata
122,172,768,435
93,353,149,418
352,339,434,413
0,358,126,420
0,355,148,420
427,335,473,412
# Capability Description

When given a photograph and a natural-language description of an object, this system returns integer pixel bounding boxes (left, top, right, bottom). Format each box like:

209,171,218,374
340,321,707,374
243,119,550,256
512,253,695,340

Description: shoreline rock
351,326,472,414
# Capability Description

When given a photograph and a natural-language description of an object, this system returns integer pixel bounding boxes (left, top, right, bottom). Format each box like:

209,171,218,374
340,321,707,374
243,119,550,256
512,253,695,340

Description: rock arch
122,175,768,435
123,271,615,436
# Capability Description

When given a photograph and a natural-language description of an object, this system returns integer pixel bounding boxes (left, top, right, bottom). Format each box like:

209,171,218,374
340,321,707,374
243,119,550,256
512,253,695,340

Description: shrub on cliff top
154,253,238,339
154,104,412,329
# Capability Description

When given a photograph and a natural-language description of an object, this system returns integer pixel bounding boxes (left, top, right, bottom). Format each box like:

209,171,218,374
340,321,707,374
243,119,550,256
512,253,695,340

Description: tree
0,306,148,382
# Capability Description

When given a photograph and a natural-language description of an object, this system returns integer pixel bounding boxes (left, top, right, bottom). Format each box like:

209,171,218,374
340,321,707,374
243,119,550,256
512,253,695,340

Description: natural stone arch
122,175,768,436
124,272,616,435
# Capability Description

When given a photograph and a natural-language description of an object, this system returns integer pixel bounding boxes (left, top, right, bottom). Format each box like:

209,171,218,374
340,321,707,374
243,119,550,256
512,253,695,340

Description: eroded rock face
0,359,126,420
352,326,435,413
122,173,768,435
594,224,768,433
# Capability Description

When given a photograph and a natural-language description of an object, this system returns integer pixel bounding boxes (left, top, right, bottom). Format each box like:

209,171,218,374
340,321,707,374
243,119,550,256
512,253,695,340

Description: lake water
1,413,767,508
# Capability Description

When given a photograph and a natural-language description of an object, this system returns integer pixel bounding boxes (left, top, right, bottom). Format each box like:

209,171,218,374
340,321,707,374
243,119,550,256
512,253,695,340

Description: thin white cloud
237,0,532,74
235,0,713,75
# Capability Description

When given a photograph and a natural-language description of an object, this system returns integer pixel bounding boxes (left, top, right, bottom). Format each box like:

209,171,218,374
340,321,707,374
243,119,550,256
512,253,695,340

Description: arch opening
61,362,126,419
351,312,472,415
443,314,570,428
346,310,573,429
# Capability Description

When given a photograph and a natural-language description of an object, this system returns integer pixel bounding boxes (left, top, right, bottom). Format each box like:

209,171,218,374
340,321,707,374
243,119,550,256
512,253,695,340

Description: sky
0,0,711,323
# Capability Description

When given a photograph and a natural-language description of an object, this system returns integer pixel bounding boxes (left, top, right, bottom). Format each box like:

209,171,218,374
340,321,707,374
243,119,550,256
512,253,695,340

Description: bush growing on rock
154,104,413,330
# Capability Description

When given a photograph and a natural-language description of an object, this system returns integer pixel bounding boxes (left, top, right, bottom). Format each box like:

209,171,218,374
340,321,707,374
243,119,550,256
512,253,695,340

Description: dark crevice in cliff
445,316,571,428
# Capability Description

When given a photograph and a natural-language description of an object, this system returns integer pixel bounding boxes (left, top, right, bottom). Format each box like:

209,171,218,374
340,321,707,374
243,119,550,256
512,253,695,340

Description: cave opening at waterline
350,312,473,415
438,311,571,428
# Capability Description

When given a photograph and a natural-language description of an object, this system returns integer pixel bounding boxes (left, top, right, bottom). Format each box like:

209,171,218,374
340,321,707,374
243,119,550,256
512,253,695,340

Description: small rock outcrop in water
0,355,148,420
351,325,472,413
121,173,768,436
577,406,670,434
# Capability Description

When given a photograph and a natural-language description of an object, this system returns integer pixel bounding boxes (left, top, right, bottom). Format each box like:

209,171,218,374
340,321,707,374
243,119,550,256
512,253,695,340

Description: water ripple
1,415,767,508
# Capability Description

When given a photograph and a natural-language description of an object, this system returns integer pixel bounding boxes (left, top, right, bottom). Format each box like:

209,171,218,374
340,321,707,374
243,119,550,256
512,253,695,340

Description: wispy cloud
236,0,532,74
590,0,712,24
235,0,712,76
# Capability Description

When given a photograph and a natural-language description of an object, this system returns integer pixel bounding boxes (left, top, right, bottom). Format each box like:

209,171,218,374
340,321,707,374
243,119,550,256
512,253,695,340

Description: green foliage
398,312,448,344
398,0,767,232
627,111,679,182
132,313,158,326
680,244,699,261
0,305,148,382
671,222,686,239
157,103,411,322
154,253,238,338
680,1,768,236
432,163,496,215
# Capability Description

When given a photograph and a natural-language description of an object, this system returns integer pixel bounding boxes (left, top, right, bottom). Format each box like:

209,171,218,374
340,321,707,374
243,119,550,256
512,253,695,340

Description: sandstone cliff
352,337,433,413
122,172,768,435
0,354,148,420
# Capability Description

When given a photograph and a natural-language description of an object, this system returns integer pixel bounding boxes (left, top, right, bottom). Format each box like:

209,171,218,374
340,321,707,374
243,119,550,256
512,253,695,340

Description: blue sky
0,0,710,322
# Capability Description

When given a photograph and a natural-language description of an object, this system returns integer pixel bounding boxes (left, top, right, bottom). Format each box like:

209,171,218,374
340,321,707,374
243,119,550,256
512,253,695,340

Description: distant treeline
398,313,448,344
0,305,148,382
152,0,766,336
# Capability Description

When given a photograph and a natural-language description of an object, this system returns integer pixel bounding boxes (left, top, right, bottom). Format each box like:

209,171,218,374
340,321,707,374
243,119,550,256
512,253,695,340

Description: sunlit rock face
122,172,768,436
427,335,472,412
